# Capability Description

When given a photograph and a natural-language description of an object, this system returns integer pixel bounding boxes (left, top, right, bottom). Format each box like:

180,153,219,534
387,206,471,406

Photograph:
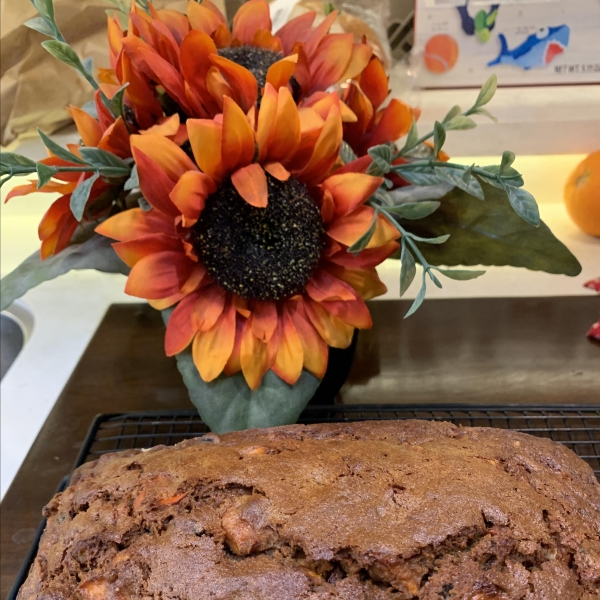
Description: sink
1,302,34,380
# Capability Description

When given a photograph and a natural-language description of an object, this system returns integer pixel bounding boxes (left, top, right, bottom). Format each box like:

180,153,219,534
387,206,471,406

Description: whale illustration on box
488,25,570,69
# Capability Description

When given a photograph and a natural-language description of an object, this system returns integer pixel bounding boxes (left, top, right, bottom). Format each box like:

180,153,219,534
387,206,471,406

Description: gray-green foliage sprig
353,75,579,316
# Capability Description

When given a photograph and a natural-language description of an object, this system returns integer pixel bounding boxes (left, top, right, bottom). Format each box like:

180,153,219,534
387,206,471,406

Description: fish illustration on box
488,25,570,69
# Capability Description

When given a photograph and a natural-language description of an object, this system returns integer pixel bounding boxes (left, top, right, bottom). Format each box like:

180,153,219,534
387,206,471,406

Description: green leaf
24,16,57,37
436,268,486,280
138,196,153,211
0,153,37,175
479,164,524,188
390,183,453,203
505,185,540,227
348,211,378,253
79,147,130,174
110,84,129,119
163,310,321,433
409,233,450,245
385,201,441,220
433,121,446,156
499,150,516,174
472,107,498,122
404,271,427,319
0,233,129,312
31,0,56,25
323,2,336,16
406,179,581,276
427,269,442,288
37,128,86,164
82,56,93,76
444,116,477,131
339,140,358,165
36,163,58,188
124,164,139,191
41,39,86,74
399,243,416,296
393,167,447,187
400,118,419,152
368,144,394,173
70,173,99,221
442,105,462,124
438,167,485,200
473,74,497,108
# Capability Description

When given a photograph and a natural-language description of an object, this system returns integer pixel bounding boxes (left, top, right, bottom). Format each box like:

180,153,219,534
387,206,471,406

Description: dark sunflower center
191,174,324,301
218,46,283,93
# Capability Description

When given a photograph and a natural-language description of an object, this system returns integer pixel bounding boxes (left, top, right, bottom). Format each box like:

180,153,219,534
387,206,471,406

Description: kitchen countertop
1,139,599,501
2,297,599,598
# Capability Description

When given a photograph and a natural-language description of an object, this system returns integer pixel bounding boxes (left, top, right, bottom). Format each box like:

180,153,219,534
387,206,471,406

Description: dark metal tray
8,403,600,599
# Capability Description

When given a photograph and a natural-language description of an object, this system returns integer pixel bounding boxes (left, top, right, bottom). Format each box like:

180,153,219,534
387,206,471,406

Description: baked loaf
18,420,600,599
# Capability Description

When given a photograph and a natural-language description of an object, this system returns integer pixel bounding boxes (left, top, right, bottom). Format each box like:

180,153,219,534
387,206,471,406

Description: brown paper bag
0,0,224,147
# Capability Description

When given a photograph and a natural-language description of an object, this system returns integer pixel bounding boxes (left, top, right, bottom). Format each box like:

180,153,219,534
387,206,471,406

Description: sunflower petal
113,233,181,268
180,263,207,295
231,164,268,208
240,318,276,390
326,241,399,269
358,56,388,110
221,96,256,174
131,134,197,181
341,43,373,81
321,295,372,329
131,148,180,217
187,0,223,35
224,314,245,376
288,301,327,379
253,28,283,52
309,33,354,93
327,264,387,300
96,208,175,242
256,83,278,161
306,269,356,302
304,298,354,349
264,162,290,181
193,301,236,382
170,171,217,225
38,195,71,241
326,205,399,249
322,173,383,218
67,106,103,147
265,54,298,90
125,251,193,299
213,23,233,48
275,12,316,55
210,55,258,114
191,284,227,332
267,87,301,163
157,9,190,44
272,310,303,385
251,301,278,342
304,10,338,59
361,99,413,152
232,0,271,45
165,292,198,356
297,105,342,183
187,118,224,180
141,114,180,137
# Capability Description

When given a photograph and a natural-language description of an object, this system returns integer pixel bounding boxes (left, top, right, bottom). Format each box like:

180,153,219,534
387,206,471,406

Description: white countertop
1,142,599,499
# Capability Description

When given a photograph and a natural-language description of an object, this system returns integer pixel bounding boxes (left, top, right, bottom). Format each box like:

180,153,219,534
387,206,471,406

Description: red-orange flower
342,55,415,158
97,85,398,389
105,0,372,123
4,94,131,259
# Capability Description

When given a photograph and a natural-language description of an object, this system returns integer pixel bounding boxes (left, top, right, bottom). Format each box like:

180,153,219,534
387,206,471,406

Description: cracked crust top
17,420,600,599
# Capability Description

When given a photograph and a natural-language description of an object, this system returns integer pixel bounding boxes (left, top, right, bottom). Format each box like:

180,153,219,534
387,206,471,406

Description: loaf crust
17,420,600,599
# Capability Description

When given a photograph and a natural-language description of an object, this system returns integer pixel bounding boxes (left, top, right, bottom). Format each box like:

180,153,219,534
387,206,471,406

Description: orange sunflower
104,0,372,122
97,85,398,389
4,92,131,258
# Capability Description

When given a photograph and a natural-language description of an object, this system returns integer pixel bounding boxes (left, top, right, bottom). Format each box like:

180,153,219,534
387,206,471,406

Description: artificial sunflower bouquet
1,0,581,432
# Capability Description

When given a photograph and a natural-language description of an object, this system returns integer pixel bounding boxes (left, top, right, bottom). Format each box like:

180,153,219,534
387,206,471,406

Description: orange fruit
564,151,600,236
424,35,459,74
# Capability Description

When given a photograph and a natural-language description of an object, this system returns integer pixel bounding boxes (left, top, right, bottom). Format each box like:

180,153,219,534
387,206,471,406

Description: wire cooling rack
9,404,600,600
75,404,600,477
